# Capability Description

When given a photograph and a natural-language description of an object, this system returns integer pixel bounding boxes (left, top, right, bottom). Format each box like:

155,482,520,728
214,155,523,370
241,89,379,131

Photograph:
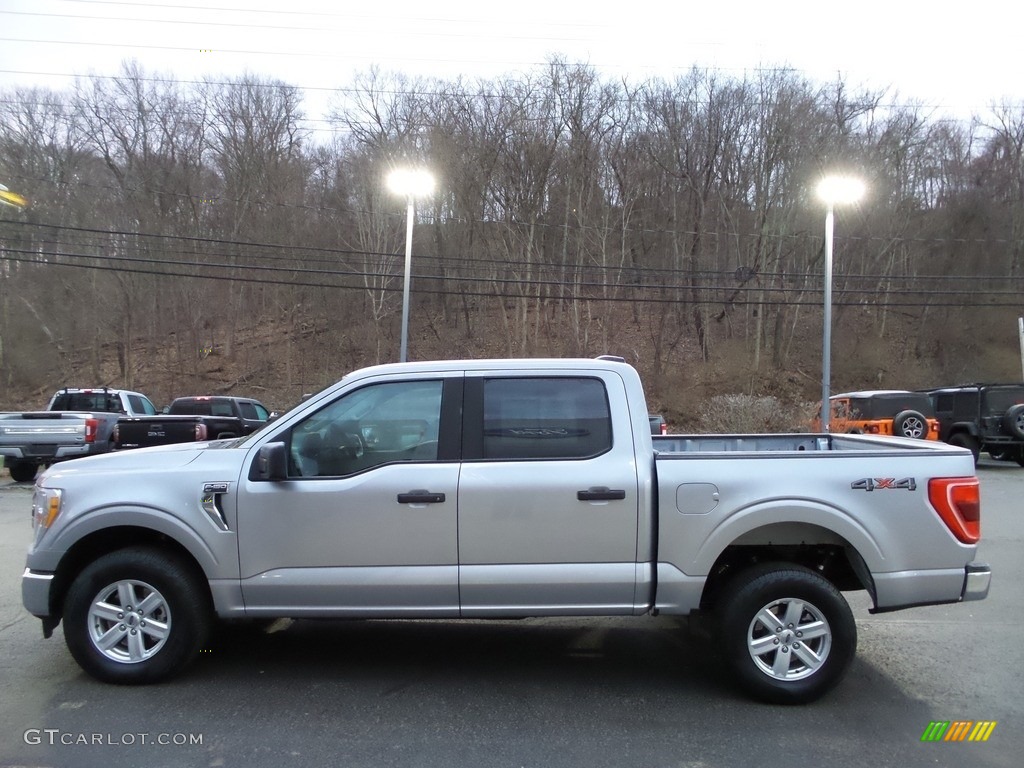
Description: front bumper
962,561,991,601
22,567,54,618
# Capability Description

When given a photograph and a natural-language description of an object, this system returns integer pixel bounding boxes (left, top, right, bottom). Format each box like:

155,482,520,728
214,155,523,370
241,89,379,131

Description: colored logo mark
921,721,997,742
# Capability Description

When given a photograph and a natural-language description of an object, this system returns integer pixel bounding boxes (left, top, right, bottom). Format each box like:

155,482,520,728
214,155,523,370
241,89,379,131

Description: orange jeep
814,390,940,440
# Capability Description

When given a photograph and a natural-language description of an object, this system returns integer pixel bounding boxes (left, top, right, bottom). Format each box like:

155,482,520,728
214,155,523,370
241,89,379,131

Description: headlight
32,487,63,530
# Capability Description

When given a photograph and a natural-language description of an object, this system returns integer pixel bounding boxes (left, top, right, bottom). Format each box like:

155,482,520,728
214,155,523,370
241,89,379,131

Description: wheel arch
47,525,214,628
946,422,981,440
695,518,878,612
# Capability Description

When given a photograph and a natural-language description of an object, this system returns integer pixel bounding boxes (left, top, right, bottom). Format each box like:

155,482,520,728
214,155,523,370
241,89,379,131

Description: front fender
29,503,235,580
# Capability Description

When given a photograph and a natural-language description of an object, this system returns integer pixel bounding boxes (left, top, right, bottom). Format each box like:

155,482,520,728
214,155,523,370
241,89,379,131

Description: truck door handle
577,487,626,501
397,490,446,504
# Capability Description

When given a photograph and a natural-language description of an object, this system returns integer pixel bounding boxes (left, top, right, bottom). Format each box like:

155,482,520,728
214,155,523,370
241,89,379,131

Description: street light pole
816,176,865,433
399,194,415,364
386,168,435,363
821,201,835,432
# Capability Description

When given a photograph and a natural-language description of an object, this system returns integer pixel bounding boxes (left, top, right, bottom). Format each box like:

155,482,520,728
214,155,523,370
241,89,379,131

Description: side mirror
254,441,288,481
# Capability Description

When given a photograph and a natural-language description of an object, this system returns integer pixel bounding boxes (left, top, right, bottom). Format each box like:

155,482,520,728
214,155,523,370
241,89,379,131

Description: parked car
113,395,271,450
921,383,1024,464
811,390,939,440
22,357,988,704
0,387,157,482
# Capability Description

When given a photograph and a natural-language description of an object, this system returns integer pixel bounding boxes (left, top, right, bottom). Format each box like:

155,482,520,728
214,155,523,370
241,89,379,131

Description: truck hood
39,440,237,482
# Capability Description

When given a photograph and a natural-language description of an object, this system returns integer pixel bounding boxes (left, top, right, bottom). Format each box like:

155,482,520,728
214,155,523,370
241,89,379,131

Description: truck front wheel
718,563,856,704
62,548,211,684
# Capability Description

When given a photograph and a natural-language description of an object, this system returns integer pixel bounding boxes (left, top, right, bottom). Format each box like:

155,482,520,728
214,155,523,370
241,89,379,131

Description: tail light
928,477,980,544
195,423,208,441
84,418,99,443
660,423,668,435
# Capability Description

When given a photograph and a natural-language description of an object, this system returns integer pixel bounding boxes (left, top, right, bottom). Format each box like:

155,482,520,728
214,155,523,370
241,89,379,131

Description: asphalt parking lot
0,461,1021,768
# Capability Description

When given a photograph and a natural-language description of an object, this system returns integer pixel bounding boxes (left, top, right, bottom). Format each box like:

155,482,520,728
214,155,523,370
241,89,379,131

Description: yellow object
0,185,28,209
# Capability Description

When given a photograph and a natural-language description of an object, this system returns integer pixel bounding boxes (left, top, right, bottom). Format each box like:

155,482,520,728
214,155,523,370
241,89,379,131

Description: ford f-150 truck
20,358,990,703
0,387,157,482
113,396,272,450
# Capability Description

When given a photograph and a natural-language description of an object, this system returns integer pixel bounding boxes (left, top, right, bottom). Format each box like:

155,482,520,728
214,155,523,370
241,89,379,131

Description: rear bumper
870,561,992,613
1,445,91,461
962,561,991,601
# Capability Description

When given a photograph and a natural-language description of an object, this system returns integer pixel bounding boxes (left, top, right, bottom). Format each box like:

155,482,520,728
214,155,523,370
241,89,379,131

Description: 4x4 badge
851,478,917,491
847,481,921,493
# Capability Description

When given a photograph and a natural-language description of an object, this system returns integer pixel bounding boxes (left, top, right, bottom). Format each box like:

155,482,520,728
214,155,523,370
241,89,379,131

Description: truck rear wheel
718,563,856,704
948,433,980,464
8,460,38,483
62,548,211,684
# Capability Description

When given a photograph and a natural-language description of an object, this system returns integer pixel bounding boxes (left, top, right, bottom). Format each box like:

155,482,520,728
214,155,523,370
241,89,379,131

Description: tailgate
115,416,205,448
0,413,90,453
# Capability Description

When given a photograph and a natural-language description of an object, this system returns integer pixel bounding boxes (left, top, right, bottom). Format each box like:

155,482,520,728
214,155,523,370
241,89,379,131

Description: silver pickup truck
1,387,158,482
20,358,990,703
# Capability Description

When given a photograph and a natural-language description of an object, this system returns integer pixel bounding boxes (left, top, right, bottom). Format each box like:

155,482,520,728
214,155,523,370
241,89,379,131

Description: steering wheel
344,430,365,458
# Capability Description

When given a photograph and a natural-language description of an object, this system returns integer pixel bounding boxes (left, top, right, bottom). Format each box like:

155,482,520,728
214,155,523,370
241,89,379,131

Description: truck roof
343,357,636,380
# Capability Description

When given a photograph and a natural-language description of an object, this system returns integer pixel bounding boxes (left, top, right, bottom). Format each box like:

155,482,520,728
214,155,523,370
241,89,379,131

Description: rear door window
481,377,612,460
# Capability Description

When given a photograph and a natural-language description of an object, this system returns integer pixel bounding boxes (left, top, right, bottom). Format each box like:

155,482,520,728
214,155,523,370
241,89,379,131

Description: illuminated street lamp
386,168,435,363
817,175,865,432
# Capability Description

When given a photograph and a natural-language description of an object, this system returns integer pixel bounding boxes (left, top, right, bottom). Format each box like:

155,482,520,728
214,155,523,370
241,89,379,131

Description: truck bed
653,432,959,454
650,430,978,618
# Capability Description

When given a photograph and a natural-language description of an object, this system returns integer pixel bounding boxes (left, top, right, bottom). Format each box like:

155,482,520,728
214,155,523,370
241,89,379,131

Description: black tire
1003,404,1024,440
892,410,927,439
8,460,38,483
948,433,980,465
62,548,211,684
717,563,856,704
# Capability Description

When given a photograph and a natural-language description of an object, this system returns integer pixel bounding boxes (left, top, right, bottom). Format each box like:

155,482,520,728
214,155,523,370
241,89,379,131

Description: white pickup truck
21,358,990,703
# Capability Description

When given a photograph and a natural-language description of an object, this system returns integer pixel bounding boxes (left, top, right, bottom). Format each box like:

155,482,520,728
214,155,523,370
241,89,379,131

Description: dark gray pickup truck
113,396,272,450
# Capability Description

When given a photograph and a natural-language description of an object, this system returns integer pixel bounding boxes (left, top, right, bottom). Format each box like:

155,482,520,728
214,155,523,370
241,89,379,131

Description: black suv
921,384,1024,465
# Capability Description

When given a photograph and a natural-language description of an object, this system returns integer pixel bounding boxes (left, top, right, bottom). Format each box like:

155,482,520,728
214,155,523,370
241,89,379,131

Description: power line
7,228,1024,289
6,187,1024,260
3,247,1021,309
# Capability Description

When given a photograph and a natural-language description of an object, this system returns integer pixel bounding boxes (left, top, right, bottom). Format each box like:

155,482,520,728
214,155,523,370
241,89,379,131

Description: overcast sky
1,0,1021,124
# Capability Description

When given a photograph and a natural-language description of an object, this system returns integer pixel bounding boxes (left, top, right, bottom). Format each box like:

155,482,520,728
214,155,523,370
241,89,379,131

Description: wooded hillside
2,60,1023,423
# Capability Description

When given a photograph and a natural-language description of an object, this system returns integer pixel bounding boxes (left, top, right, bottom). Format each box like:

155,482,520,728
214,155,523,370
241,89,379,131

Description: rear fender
691,500,885,579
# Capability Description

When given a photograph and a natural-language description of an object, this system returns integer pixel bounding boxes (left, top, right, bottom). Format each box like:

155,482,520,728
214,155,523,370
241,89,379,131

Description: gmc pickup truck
0,387,157,482
20,358,990,703
113,396,272,450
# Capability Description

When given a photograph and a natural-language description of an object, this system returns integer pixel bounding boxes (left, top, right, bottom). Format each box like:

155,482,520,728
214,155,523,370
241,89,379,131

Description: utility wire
2,249,1019,308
